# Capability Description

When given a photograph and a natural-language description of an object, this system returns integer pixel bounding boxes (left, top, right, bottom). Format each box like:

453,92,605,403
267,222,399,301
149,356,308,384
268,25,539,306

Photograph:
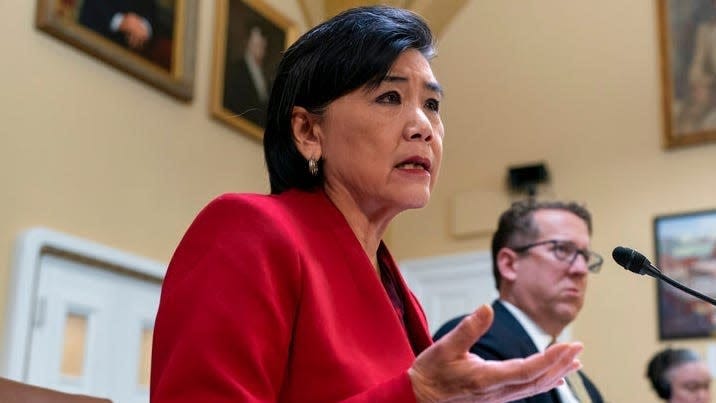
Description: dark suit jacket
223,57,268,128
433,300,604,403
79,0,157,49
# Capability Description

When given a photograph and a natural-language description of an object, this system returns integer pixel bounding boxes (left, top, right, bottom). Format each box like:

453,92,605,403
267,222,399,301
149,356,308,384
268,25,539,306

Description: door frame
400,250,496,333
2,227,165,381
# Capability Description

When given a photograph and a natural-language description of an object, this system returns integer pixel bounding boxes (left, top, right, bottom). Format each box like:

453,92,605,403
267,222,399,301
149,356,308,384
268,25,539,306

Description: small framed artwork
654,209,716,339
210,0,297,140
36,0,198,101
657,0,716,148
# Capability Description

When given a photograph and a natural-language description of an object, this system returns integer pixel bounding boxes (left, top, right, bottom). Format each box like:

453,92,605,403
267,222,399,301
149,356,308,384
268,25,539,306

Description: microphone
612,246,656,276
612,246,716,306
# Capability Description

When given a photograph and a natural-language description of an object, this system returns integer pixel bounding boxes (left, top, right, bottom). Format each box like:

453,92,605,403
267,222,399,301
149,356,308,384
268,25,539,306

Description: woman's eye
376,91,401,104
425,98,440,112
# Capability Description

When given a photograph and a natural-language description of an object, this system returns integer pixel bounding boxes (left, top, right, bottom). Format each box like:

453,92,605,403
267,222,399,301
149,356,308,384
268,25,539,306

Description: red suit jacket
150,189,433,402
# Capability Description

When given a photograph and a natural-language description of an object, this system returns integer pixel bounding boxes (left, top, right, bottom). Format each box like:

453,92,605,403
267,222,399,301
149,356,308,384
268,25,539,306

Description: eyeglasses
510,239,603,273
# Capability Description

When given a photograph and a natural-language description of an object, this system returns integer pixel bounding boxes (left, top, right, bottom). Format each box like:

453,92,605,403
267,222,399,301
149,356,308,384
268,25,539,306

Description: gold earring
308,158,319,176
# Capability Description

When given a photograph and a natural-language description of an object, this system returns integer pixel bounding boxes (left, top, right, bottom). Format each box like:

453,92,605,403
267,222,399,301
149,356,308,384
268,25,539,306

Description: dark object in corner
508,162,549,197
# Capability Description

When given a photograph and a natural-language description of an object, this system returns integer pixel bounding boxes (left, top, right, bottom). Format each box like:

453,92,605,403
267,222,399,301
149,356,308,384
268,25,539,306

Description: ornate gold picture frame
657,0,716,148
210,0,297,140
654,209,716,339
36,0,198,101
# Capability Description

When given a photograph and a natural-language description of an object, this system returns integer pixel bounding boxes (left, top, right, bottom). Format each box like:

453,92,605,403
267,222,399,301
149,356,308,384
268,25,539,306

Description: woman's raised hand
408,304,583,403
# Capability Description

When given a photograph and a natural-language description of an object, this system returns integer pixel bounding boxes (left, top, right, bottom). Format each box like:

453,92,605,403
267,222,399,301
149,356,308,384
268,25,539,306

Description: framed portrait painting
654,209,716,339
210,0,297,140
36,0,198,101
658,0,716,148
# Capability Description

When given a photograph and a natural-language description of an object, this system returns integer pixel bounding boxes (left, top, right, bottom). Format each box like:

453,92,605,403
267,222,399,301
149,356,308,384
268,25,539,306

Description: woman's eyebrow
383,75,443,96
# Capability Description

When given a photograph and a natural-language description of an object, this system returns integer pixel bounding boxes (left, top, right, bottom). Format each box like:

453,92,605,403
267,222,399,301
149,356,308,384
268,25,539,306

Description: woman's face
316,49,444,216
669,361,711,403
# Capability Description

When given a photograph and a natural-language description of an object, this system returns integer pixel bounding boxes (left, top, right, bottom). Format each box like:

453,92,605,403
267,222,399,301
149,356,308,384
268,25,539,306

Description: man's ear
291,106,322,160
496,247,519,283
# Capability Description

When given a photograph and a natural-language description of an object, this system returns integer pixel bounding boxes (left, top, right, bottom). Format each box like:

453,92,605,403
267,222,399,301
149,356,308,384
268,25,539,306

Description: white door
400,251,497,335
27,254,160,403
3,228,165,403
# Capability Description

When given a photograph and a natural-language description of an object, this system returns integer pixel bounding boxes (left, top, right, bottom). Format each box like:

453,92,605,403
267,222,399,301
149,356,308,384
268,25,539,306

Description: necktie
565,371,591,403
548,338,591,403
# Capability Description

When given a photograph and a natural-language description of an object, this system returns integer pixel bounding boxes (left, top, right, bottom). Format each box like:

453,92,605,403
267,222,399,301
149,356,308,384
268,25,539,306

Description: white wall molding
2,227,166,381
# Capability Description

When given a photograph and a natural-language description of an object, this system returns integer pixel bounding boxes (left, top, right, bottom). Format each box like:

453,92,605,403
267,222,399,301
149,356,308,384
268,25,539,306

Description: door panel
27,253,160,402
400,251,496,335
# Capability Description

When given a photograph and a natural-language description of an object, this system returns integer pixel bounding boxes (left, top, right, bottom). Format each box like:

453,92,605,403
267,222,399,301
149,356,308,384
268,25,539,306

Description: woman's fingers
409,306,584,403
435,305,494,358
481,343,583,401
452,343,581,403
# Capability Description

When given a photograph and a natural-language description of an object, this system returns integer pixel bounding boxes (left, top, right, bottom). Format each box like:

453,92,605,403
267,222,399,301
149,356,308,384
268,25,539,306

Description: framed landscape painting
654,209,716,339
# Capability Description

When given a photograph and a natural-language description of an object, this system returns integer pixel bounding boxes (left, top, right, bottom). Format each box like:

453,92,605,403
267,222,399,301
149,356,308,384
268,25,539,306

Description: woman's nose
404,107,433,142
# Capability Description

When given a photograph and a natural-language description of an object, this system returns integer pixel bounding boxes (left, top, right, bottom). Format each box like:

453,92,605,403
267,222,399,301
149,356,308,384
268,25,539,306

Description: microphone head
612,246,649,275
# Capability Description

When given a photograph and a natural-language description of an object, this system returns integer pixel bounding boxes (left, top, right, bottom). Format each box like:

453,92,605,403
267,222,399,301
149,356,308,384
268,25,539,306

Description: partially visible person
434,199,604,403
79,0,157,51
646,348,711,403
224,25,270,127
150,6,584,403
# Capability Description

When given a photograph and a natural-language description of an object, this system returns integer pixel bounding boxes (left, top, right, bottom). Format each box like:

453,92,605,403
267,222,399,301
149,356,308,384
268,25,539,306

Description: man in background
434,199,604,403
223,26,270,128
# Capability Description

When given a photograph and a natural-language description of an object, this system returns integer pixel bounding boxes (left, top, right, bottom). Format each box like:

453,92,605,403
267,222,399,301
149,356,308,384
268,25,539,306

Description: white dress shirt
500,300,580,403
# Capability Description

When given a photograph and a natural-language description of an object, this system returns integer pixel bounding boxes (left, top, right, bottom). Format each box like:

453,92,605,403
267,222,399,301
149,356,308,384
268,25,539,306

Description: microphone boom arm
645,265,716,306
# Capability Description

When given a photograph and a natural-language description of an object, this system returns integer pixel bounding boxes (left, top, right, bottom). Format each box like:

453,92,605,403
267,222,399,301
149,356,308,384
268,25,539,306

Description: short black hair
491,199,592,290
646,348,701,400
263,6,435,194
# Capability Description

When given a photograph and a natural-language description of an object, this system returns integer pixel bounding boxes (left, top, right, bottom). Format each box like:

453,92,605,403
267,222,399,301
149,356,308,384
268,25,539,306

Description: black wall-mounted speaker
508,163,549,195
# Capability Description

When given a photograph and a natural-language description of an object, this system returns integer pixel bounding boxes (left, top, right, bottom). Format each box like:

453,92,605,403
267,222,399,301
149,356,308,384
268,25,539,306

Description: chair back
0,377,112,403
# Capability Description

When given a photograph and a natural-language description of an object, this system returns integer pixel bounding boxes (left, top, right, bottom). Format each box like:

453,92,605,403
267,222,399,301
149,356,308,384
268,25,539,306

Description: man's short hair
490,199,592,290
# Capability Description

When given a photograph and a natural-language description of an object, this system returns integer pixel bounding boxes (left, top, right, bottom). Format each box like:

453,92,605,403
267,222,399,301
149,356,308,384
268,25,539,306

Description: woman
150,6,583,402
646,348,711,403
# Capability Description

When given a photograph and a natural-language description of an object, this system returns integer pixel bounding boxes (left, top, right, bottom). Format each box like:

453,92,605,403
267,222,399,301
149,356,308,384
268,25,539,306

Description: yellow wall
3,1,716,402
0,0,302,342
389,1,716,402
